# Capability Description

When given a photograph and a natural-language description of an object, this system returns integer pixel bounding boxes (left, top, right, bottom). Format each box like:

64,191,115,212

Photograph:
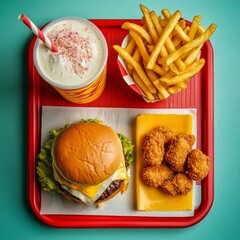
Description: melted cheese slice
53,156,128,205
136,114,193,211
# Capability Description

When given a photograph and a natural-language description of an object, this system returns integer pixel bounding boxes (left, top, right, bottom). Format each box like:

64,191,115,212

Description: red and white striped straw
18,13,58,52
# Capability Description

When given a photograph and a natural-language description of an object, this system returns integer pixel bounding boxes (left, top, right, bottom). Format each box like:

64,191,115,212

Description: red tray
28,19,214,228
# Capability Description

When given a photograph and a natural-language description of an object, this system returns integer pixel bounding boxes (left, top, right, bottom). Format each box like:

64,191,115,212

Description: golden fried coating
161,173,193,195
176,133,196,147
143,132,165,165
143,126,173,165
165,133,196,172
187,149,210,180
142,164,173,187
155,126,174,146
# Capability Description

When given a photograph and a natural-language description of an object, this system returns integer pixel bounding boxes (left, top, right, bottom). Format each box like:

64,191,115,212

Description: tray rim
27,19,214,228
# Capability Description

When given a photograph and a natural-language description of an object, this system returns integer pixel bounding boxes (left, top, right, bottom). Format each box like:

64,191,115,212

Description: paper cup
34,17,108,104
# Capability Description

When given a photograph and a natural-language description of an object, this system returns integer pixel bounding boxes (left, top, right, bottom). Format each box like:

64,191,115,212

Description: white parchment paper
40,106,200,217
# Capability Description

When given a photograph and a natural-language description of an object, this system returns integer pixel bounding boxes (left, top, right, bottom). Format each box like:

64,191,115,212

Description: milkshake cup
33,17,108,104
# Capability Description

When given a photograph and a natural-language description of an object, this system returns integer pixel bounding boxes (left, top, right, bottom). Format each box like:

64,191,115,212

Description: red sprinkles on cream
47,24,94,77
36,19,104,87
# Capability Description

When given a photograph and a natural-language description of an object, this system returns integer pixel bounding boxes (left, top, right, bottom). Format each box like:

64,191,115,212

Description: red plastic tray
28,19,214,228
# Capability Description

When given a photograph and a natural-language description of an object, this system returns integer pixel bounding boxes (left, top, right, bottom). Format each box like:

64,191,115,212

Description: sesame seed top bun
52,122,123,185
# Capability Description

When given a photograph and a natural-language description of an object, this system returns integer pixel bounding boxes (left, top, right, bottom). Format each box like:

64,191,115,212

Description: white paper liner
40,106,201,217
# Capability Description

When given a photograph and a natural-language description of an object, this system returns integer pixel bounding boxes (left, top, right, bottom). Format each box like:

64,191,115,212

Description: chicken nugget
142,164,173,187
142,126,173,165
143,131,165,165
165,133,195,172
187,149,210,180
161,173,193,195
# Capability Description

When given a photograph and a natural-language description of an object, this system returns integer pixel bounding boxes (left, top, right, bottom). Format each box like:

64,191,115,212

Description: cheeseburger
37,119,134,206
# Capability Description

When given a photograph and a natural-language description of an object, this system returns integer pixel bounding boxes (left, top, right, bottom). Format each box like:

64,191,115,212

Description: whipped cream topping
36,19,104,87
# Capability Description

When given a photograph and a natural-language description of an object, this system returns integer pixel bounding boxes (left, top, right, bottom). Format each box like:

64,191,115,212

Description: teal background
1,0,239,239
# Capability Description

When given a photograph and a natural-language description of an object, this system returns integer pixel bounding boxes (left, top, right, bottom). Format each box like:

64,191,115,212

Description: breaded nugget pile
141,126,210,196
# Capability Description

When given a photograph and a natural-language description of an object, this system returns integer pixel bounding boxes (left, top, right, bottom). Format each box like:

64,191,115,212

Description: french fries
146,10,181,70
113,45,157,94
161,59,206,86
113,4,217,101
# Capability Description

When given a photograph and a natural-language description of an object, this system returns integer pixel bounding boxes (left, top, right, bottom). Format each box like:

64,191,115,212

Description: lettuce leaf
117,133,134,166
36,133,60,193
36,119,134,194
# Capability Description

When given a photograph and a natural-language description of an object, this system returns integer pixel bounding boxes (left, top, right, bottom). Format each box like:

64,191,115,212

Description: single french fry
162,69,176,78
151,11,185,75
125,37,136,55
178,82,187,89
122,22,153,44
132,48,142,62
144,66,160,81
173,24,191,42
184,44,203,66
147,10,181,70
113,45,157,93
126,63,133,75
150,10,169,57
164,37,186,71
154,80,170,99
150,10,185,71
196,25,206,37
168,62,180,75
170,19,186,39
160,58,205,86
129,30,149,63
158,16,167,28
157,56,165,65
127,48,142,72
167,85,181,95
188,15,202,40
165,24,216,67
132,70,155,101
147,44,154,52
140,4,159,44
152,64,167,76
150,11,162,36
167,82,187,94
162,9,191,42
172,26,190,49
178,19,186,30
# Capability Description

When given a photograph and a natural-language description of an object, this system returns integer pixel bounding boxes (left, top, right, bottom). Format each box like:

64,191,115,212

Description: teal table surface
1,0,239,239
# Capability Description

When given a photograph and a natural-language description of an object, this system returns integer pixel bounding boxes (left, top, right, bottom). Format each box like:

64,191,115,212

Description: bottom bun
61,191,83,203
